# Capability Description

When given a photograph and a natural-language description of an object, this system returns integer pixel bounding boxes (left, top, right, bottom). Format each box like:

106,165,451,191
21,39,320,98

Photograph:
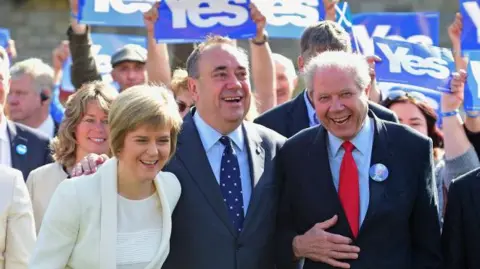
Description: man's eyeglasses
385,89,427,103
177,100,193,113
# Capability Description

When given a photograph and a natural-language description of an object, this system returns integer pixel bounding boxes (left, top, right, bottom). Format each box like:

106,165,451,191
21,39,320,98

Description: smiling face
75,101,110,160
117,124,172,183
190,44,251,134
389,101,428,136
311,66,369,140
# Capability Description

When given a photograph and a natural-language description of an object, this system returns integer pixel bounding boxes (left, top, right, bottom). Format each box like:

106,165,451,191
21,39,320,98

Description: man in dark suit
0,46,52,180
254,21,398,138
160,29,285,268
275,51,442,269
442,167,480,269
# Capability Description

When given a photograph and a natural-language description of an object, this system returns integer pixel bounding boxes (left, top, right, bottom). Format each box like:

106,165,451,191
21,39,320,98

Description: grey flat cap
111,44,147,67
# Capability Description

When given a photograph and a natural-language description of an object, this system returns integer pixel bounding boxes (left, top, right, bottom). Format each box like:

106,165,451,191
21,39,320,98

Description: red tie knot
342,141,355,152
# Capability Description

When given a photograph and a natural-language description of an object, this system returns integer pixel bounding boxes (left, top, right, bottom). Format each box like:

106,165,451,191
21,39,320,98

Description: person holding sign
275,51,442,269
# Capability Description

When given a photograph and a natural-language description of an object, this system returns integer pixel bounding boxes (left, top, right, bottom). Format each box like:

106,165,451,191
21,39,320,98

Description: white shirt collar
36,115,55,138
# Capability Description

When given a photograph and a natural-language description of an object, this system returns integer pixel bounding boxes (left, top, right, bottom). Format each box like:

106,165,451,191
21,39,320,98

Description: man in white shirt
8,58,58,139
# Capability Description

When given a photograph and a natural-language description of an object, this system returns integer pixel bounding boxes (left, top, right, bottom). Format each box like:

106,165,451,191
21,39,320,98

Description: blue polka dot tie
219,136,245,233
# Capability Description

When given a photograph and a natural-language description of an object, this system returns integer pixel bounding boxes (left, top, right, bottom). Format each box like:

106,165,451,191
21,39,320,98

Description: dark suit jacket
442,167,480,269
254,91,399,138
162,110,286,269
7,121,52,180
275,111,442,269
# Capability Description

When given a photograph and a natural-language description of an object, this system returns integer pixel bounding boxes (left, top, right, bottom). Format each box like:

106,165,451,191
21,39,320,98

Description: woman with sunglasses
171,69,194,118
381,73,479,218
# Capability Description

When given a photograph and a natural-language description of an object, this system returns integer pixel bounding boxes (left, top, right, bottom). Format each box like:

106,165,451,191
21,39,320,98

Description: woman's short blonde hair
170,68,188,96
51,81,118,168
109,84,183,160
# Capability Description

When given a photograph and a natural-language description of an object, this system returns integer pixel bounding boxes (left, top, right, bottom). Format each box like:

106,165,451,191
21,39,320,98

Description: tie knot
219,136,231,147
342,141,355,152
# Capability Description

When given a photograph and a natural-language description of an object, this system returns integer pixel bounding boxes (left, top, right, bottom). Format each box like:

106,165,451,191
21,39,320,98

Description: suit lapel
359,113,393,235
99,158,118,269
176,111,237,236
312,125,354,237
241,122,265,232
7,121,29,172
287,91,310,137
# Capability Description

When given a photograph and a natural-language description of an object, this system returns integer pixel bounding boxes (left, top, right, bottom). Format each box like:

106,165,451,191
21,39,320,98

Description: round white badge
369,163,389,182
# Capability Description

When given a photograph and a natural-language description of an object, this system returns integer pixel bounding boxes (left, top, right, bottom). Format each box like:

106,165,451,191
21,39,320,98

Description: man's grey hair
272,53,297,79
300,20,352,64
186,35,249,78
10,58,54,94
303,51,371,94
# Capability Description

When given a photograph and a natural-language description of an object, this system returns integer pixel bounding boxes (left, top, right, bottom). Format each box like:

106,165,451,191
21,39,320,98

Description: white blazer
0,165,36,269
26,163,68,234
29,158,181,269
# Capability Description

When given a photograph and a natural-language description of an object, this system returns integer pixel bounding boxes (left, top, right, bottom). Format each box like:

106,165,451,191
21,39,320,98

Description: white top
36,115,55,139
0,116,11,167
116,194,163,269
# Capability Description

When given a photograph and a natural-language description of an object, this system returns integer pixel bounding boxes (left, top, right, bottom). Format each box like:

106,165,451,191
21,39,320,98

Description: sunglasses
177,100,193,113
385,89,427,103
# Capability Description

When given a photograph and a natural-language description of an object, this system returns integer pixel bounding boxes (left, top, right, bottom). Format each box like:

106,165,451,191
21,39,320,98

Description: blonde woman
29,84,183,269
26,81,117,233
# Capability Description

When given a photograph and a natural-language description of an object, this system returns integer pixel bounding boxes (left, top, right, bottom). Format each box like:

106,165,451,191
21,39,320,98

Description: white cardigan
29,158,181,269
26,162,68,234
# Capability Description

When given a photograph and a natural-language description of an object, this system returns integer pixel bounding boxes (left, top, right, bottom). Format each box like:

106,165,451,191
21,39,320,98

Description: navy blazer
7,121,52,180
275,111,442,269
254,91,398,138
442,167,480,269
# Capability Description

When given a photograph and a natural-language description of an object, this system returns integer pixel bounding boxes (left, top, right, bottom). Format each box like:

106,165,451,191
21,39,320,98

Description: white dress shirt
36,115,55,139
0,117,11,167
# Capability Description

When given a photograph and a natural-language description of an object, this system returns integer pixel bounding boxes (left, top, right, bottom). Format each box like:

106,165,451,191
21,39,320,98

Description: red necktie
338,141,360,238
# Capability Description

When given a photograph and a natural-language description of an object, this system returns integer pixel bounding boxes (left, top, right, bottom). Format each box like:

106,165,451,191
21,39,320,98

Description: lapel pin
369,163,389,182
16,144,27,155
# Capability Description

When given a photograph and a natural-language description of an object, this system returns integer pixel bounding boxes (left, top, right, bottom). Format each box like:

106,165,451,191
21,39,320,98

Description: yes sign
79,0,350,40
460,0,480,50
351,12,439,56
464,50,480,110
0,28,10,49
374,37,454,93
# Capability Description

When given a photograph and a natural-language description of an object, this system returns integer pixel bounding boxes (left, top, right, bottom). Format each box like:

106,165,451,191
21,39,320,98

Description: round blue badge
369,163,389,182
16,144,27,155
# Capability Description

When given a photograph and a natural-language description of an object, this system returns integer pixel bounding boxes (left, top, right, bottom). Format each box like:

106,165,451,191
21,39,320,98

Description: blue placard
60,33,146,93
373,37,454,93
263,1,352,39
351,12,439,56
154,0,256,40
0,28,10,49
460,0,480,50
78,0,351,40
463,50,480,110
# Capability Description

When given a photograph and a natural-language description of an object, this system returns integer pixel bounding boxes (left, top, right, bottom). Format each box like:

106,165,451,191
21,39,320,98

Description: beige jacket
0,165,36,269
29,158,181,269
26,163,68,234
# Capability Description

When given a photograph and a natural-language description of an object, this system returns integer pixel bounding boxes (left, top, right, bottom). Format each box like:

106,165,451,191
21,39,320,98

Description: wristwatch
251,32,268,46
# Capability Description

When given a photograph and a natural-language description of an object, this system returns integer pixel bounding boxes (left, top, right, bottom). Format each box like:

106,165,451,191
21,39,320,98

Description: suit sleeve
442,180,467,269
275,147,299,269
411,139,443,269
5,171,36,269
29,179,80,269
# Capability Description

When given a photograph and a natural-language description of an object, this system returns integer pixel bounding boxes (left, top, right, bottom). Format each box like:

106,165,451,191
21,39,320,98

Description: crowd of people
0,0,480,268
